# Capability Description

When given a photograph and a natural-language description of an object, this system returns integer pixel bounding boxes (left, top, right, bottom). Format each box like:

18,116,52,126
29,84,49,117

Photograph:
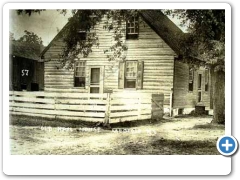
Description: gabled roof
41,10,185,57
10,40,45,61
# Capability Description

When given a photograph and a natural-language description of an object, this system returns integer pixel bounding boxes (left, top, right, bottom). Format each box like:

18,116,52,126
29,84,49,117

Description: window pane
126,80,136,88
91,68,100,84
90,87,100,93
126,61,137,78
74,77,85,87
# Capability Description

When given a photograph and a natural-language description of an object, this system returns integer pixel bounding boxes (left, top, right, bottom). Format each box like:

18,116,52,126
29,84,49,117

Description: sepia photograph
9,8,225,155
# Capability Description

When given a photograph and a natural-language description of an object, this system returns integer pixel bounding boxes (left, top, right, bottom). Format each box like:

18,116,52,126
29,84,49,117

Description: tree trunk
212,69,225,124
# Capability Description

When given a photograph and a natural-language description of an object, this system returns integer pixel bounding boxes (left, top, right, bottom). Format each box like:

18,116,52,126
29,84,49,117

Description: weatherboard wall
43,16,176,107
173,61,211,111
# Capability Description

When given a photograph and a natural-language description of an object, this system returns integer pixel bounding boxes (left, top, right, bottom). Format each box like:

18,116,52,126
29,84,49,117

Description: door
90,67,102,93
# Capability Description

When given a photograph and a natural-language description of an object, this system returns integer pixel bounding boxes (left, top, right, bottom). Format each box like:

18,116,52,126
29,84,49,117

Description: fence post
104,93,111,124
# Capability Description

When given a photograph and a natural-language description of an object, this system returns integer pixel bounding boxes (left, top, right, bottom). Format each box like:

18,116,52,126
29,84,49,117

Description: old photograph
9,9,225,155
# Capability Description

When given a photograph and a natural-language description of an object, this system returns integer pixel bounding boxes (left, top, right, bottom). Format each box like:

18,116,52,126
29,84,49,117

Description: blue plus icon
217,135,238,156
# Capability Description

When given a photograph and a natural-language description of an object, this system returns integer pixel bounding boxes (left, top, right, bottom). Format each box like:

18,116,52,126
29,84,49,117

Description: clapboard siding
43,16,175,107
173,61,211,109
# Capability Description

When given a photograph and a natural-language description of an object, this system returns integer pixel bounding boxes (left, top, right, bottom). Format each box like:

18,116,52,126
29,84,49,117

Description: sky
9,10,187,46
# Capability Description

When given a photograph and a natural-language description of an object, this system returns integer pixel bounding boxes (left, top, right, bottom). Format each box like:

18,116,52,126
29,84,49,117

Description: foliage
17,30,43,45
165,10,225,71
16,9,141,69
56,10,139,69
17,9,45,16
10,30,44,60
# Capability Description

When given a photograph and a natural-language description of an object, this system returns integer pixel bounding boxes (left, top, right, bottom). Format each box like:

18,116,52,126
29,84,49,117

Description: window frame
74,61,86,88
124,61,138,89
126,16,139,40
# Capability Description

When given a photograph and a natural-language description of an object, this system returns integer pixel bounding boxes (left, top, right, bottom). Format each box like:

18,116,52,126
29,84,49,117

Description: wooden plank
10,102,55,109
109,110,151,118
11,91,45,96
56,110,105,117
110,104,151,111
110,99,151,105
110,115,151,123
10,111,56,119
56,99,107,105
10,96,54,104
110,110,138,117
56,116,105,122
111,93,152,99
13,107,56,115
55,104,106,111
13,107,105,117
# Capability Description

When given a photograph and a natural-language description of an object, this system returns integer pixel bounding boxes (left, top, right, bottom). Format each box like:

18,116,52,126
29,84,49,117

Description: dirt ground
10,116,224,155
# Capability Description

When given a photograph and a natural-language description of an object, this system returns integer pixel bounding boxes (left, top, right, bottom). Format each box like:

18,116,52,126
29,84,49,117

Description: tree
10,30,44,59
165,10,225,124
18,30,43,45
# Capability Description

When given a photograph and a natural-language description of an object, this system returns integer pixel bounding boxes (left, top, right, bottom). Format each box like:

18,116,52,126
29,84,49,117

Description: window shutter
118,61,125,89
136,61,144,89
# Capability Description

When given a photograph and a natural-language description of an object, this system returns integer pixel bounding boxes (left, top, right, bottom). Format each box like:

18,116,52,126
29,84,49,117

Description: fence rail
9,91,163,123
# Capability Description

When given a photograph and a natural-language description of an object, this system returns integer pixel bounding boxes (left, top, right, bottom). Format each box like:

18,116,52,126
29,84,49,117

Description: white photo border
3,2,231,175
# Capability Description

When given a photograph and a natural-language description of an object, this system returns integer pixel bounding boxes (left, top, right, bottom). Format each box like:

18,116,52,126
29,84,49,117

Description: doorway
90,67,101,93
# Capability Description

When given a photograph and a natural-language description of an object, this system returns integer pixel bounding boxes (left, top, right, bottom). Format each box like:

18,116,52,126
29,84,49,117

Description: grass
192,123,225,130
10,115,98,128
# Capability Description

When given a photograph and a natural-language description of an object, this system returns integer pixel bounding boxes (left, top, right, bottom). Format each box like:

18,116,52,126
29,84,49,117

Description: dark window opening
31,83,39,91
74,61,86,87
189,68,194,92
78,31,87,41
178,108,184,115
126,17,139,40
74,77,85,88
198,74,202,89
189,83,193,92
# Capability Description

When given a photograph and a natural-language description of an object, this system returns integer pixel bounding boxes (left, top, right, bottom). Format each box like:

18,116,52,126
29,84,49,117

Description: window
74,61,86,87
126,17,139,40
118,60,144,89
205,69,209,91
125,61,138,88
77,30,87,41
189,68,194,91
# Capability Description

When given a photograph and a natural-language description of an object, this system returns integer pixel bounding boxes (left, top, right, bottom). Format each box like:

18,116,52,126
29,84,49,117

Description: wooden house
40,10,213,116
10,41,44,91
